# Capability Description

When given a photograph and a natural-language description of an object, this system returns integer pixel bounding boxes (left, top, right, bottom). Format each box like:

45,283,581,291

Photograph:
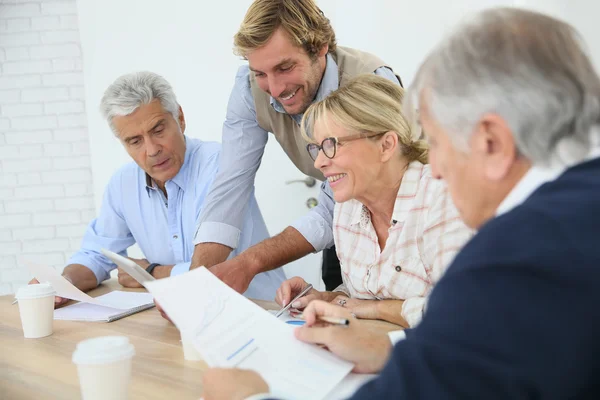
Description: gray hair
100,71,179,136
404,7,600,166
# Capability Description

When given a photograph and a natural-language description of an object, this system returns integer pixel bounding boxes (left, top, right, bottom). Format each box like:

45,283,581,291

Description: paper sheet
268,309,306,326
27,262,135,310
145,268,353,400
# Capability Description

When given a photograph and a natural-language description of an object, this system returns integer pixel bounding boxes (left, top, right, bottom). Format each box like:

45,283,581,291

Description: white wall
320,0,514,87
76,0,253,213
515,0,600,70
0,0,94,295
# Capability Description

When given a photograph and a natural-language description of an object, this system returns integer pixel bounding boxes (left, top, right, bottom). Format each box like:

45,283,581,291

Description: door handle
285,176,316,187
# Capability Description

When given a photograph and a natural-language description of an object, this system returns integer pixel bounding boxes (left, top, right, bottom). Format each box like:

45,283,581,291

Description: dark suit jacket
351,157,600,399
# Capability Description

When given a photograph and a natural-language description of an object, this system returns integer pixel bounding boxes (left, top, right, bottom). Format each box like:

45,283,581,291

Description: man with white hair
200,7,600,399
31,71,285,306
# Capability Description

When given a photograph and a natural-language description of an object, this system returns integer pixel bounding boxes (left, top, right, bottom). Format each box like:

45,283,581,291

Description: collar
391,162,426,225
495,165,564,217
144,136,190,195
350,201,367,228
496,137,600,217
144,173,155,192
269,53,340,116
350,161,425,228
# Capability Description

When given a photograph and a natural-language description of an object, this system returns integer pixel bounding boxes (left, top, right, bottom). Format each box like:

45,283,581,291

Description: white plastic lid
72,336,135,365
15,283,56,300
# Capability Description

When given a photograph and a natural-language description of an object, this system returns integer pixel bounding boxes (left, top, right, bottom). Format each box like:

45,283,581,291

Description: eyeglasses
306,131,386,161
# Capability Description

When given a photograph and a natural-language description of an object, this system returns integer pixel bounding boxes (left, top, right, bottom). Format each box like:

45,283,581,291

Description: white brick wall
0,0,95,295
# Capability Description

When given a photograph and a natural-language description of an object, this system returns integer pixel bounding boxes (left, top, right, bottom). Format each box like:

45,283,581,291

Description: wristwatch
146,263,161,277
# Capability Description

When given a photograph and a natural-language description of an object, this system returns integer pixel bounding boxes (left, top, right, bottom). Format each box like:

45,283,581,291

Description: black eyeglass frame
306,131,387,161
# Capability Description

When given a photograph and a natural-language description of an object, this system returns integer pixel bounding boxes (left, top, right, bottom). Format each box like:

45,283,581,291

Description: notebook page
95,291,154,309
145,268,353,400
54,291,154,321
54,302,124,321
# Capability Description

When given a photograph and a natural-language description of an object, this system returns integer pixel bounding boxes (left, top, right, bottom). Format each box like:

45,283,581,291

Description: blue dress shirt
195,53,400,253
67,137,286,301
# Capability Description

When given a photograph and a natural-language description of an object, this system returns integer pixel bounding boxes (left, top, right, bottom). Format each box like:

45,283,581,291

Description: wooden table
0,279,400,399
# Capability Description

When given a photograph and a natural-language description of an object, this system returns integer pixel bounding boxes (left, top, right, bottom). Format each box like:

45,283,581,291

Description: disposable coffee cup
15,282,55,339
181,333,202,361
72,336,135,400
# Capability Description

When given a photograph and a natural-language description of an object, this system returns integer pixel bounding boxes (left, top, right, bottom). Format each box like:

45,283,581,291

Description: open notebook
54,291,155,322
24,262,155,323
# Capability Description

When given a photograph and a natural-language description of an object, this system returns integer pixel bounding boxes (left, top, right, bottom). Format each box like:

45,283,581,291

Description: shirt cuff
194,221,241,249
401,297,427,328
332,283,350,296
388,330,406,345
290,215,334,253
170,261,191,277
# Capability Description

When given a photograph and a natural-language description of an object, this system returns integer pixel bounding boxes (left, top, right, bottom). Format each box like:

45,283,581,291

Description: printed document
145,268,353,400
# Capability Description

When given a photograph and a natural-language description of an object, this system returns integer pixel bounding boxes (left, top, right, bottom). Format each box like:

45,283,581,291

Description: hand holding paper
19,277,69,307
27,262,139,310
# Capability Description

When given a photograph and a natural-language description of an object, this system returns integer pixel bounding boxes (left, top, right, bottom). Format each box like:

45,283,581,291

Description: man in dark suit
201,7,600,400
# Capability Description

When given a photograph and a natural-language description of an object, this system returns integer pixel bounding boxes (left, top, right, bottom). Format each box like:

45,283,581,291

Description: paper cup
181,333,202,361
16,283,55,339
72,336,135,400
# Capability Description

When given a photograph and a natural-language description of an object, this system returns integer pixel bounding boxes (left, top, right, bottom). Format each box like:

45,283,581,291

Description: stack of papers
145,268,354,400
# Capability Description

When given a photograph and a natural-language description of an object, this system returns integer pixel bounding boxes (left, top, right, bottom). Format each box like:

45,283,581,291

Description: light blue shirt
68,137,286,301
196,53,400,252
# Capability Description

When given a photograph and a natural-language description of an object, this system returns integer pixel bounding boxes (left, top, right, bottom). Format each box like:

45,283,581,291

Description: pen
275,283,313,318
314,316,350,326
11,299,17,305
291,312,349,326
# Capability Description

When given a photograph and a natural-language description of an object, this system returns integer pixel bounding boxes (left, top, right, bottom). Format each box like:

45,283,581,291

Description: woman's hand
275,277,327,310
331,295,380,320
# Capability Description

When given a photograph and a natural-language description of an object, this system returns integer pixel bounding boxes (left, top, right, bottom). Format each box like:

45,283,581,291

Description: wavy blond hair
301,74,428,164
234,0,337,59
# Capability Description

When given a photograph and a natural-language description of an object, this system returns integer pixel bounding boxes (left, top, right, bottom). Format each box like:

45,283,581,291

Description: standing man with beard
189,0,402,296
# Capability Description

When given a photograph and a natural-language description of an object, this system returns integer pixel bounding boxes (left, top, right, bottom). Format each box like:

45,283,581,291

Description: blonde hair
301,74,428,164
234,0,337,59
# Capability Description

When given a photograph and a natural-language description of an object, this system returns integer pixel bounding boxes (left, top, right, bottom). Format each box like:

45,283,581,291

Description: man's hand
330,295,379,320
28,278,69,308
28,264,97,308
116,257,150,288
205,227,316,294
295,300,392,373
275,277,328,309
202,368,268,400
209,258,255,294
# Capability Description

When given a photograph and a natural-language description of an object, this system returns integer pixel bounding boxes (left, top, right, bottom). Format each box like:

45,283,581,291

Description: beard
284,58,324,116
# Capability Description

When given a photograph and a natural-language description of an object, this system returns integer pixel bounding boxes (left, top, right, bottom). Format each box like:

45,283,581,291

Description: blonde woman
275,74,472,328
